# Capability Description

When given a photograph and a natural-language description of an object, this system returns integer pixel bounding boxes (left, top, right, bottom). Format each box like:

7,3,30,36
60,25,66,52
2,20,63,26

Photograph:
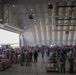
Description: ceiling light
0,19,2,21
32,14,35,16
13,5,15,7
31,9,33,11
48,3,51,5
34,20,36,22
50,44,53,47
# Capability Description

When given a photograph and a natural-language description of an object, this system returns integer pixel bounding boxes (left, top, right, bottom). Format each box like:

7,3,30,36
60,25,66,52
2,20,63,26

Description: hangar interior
0,0,76,75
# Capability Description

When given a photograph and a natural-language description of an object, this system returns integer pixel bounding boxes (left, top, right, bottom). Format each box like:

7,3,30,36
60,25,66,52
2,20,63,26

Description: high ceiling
0,0,76,46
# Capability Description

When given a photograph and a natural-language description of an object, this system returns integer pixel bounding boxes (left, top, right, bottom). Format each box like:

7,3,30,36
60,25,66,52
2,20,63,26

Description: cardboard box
1,59,12,68
0,62,5,71
74,58,76,68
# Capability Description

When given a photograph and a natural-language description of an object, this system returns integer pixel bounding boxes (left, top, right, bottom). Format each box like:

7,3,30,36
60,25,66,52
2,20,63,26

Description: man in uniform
68,54,74,73
60,53,66,73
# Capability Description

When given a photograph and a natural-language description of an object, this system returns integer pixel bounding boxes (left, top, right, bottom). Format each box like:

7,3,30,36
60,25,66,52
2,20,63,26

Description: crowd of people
0,45,76,73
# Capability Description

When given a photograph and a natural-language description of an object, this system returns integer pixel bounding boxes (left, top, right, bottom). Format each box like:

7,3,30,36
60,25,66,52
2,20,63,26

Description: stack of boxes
0,59,12,71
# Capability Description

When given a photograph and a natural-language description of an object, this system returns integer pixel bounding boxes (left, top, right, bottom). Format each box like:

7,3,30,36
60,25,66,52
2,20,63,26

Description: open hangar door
0,24,25,48
0,29,19,48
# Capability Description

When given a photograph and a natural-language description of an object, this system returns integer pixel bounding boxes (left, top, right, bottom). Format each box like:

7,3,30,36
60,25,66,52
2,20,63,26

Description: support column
31,26,37,45
19,33,25,47
3,4,10,24
0,2,3,23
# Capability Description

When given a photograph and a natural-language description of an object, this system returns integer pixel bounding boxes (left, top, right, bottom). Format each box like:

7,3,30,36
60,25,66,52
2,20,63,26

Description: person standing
34,50,38,63
41,50,44,59
68,54,74,73
20,51,25,66
9,51,13,64
15,51,18,64
29,51,33,63
6,50,9,59
26,51,30,66
59,53,66,73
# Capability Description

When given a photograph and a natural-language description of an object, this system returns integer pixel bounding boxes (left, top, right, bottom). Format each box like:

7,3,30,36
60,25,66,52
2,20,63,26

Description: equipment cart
46,57,59,72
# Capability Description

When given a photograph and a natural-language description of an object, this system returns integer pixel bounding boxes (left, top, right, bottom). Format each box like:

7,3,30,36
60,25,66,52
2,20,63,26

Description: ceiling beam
52,29,76,31
57,18,76,20
18,13,76,18
19,13,76,17
3,0,76,5
56,25,76,26
3,23,24,32
58,5,76,8
19,12,76,16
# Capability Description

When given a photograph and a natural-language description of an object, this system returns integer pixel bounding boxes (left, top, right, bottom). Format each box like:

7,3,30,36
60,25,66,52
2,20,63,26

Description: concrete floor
0,53,76,75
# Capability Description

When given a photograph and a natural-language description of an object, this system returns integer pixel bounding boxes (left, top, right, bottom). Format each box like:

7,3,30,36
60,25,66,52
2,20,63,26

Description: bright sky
0,29,19,44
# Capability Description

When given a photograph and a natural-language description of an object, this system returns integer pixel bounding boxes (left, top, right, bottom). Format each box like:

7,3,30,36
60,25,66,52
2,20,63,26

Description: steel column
4,4,10,23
